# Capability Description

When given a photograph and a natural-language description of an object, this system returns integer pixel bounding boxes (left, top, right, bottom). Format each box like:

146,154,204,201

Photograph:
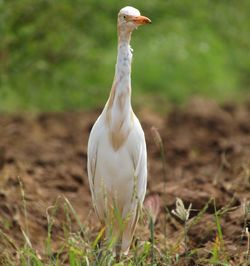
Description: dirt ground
0,97,250,264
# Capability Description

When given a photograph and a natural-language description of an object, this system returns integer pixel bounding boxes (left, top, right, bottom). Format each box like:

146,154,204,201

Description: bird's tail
104,199,141,255
104,200,124,254
121,203,140,254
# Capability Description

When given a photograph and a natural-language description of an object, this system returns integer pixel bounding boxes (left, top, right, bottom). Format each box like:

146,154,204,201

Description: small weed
172,197,192,253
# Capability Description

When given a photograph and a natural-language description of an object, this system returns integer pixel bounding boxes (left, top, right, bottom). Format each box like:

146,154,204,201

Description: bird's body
87,6,151,254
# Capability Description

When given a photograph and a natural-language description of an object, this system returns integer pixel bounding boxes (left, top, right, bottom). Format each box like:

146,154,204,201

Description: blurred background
1,0,250,112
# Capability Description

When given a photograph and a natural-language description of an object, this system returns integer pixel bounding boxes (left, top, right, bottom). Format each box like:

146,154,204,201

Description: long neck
104,28,134,150
115,29,132,81
106,28,133,112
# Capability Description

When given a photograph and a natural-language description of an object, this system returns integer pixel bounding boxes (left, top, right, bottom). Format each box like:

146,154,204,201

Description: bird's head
118,6,151,33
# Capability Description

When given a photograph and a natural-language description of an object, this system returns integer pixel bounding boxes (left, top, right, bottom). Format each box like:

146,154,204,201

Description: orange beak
132,15,151,25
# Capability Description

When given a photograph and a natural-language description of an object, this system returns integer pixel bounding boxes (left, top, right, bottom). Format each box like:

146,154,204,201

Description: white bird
87,6,151,255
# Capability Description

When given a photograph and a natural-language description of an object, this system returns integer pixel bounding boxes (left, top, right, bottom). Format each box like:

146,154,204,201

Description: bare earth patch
0,98,250,264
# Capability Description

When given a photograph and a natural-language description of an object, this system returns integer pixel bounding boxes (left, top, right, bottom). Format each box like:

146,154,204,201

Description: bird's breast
106,104,133,151
94,131,135,204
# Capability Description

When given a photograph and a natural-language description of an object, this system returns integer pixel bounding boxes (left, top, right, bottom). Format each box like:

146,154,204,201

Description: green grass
0,177,247,265
1,194,248,266
1,0,250,112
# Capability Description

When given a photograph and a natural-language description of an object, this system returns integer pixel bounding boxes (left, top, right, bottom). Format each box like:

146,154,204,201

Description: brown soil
0,97,250,264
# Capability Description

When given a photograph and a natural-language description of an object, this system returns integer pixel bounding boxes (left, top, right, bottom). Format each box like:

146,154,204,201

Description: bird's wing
87,147,97,202
121,121,147,253
87,141,97,196
134,141,147,204
87,120,101,212
130,119,147,206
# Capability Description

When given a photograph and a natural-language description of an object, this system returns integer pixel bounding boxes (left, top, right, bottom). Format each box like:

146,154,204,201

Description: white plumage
87,6,151,254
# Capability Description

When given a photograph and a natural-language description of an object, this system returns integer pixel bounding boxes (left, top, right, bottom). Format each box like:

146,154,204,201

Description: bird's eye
123,15,126,19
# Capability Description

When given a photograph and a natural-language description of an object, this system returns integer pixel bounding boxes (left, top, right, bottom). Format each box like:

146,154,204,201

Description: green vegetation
1,193,248,265
1,0,250,112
